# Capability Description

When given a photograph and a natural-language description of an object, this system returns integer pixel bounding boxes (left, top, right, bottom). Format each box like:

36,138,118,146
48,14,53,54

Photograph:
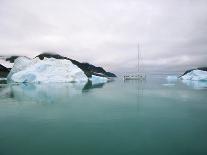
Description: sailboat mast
138,43,140,73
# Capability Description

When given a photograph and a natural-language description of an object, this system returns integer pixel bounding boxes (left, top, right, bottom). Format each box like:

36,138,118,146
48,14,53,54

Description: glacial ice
166,75,178,82
7,57,88,83
180,70,207,81
7,56,37,81
89,75,108,85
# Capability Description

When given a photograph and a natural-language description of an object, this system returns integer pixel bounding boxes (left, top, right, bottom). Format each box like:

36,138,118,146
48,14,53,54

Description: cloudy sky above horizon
0,0,207,73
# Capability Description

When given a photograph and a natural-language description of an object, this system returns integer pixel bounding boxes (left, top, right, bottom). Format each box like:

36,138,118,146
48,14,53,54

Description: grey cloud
0,0,207,73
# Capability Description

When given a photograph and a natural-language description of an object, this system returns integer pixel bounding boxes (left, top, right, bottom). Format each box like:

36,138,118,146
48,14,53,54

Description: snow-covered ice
7,57,88,83
180,70,207,81
89,75,108,85
0,57,14,68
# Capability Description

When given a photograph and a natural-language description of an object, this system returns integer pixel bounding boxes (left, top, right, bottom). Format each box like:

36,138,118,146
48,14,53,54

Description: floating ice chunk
0,78,7,81
8,57,88,83
166,75,178,82
89,75,108,85
162,83,175,87
180,70,207,81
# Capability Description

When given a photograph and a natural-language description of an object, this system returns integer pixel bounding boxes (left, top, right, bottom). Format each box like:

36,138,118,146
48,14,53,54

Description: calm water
0,75,207,155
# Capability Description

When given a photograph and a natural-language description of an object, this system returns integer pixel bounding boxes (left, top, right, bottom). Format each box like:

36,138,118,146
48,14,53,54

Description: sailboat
123,43,146,80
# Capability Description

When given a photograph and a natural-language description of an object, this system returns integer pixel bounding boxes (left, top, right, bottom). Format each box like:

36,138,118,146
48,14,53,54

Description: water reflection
124,79,145,92
0,81,107,104
123,80,145,110
83,80,105,91
0,78,7,84
164,75,207,90
182,80,207,90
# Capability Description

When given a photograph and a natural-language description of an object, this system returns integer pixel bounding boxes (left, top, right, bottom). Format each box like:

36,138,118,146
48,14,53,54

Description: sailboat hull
123,74,146,80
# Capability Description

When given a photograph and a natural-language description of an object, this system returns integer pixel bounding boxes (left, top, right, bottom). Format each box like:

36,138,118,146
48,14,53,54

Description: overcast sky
0,0,207,73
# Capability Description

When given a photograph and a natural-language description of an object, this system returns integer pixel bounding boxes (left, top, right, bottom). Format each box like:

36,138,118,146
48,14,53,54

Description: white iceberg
7,56,33,79
180,70,207,81
7,57,88,83
89,75,108,85
166,75,178,82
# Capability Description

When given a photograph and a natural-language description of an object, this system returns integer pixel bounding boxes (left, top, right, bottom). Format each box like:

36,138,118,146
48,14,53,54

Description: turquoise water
0,76,207,155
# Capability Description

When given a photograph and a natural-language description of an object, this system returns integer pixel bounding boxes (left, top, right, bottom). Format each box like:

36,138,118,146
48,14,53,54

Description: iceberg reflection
10,82,86,103
182,80,207,90
0,81,106,104
83,80,105,91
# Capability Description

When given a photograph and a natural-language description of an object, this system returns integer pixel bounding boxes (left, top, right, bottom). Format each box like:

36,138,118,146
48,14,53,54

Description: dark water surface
0,76,207,155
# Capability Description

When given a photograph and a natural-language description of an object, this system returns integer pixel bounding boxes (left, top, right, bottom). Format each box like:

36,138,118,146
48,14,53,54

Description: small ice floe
164,75,177,87
0,78,7,84
180,70,207,81
7,57,88,83
89,75,108,85
162,83,175,87
166,75,178,82
0,78,7,81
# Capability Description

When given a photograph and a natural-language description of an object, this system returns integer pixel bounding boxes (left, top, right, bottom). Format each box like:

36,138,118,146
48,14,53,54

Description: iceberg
89,75,108,85
7,57,33,80
166,75,178,82
36,53,117,78
7,57,88,83
180,70,207,81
